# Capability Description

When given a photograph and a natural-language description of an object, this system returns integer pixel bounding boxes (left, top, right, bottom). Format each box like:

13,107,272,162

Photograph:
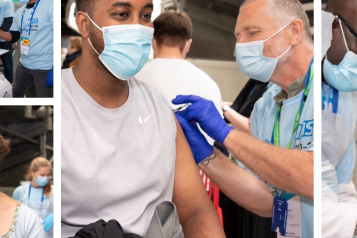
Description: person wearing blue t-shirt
0,0,14,84
174,0,314,237
0,0,53,97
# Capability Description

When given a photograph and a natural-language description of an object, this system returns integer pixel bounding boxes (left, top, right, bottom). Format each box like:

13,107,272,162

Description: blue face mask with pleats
323,16,357,92
86,13,154,80
235,22,292,83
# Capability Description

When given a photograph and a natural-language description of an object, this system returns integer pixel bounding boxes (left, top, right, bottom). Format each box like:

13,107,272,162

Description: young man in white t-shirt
136,11,222,145
61,0,225,237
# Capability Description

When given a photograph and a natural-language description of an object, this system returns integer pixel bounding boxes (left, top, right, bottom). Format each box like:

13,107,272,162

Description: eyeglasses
335,14,357,38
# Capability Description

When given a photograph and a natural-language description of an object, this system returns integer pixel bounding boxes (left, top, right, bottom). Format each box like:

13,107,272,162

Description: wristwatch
223,105,231,113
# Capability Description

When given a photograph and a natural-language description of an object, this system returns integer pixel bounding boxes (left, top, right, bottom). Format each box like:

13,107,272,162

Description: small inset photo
0,0,53,98
0,106,54,238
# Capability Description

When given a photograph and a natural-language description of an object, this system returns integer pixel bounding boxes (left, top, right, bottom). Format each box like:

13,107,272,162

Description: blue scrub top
10,0,53,70
250,76,314,238
0,0,14,42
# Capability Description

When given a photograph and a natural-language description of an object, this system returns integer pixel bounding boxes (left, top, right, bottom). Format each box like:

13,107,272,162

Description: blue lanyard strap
321,83,339,113
20,0,41,38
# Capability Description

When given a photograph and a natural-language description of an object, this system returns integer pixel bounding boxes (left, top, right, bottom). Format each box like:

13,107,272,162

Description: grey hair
241,0,313,44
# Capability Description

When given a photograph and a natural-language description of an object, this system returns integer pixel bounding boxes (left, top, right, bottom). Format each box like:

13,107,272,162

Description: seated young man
60,0,225,237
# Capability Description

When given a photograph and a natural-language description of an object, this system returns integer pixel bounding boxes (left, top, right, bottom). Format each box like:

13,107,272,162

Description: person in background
62,36,82,69
0,0,53,97
0,0,14,84
0,135,45,238
13,157,54,238
321,0,357,237
136,10,222,145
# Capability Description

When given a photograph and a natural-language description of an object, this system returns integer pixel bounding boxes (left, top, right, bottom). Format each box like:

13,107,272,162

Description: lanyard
271,58,314,148
29,183,45,212
321,83,338,113
20,0,41,38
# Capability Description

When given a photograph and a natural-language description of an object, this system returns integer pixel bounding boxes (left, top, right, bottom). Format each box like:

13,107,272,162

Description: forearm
224,129,314,199
0,30,12,42
223,109,251,134
198,148,273,217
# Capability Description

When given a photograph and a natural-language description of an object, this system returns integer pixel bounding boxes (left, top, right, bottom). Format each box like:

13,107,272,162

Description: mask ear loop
85,12,102,56
337,16,350,52
263,21,293,59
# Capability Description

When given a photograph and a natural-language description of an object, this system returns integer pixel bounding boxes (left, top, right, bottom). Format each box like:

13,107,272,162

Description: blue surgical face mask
323,17,357,92
235,22,292,83
35,176,50,187
85,13,154,80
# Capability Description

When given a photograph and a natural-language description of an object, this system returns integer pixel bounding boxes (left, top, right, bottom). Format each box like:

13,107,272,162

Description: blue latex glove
46,68,53,87
173,95,233,144
42,213,53,232
175,113,213,164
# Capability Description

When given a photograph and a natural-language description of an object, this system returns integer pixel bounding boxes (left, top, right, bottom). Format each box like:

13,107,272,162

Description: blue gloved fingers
172,94,203,105
42,213,53,232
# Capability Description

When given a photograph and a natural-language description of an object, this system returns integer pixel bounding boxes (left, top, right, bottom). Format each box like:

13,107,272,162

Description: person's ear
76,11,90,38
288,19,304,46
31,171,35,179
185,39,193,54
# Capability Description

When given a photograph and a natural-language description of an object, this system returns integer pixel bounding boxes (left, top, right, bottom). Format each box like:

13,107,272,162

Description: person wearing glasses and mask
175,0,314,237
320,0,357,237
60,0,225,237
12,157,53,238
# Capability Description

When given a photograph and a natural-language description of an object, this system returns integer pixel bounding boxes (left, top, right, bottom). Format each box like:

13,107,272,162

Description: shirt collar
274,74,307,103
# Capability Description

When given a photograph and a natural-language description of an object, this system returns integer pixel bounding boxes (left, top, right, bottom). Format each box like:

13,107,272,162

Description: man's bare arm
172,117,225,238
198,148,273,217
0,30,12,42
224,129,314,199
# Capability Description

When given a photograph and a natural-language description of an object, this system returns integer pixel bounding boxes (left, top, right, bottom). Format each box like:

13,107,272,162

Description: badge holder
20,37,30,55
271,188,288,236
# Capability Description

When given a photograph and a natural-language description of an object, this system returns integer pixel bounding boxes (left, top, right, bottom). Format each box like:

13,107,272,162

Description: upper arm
12,186,25,201
5,0,14,18
172,116,215,225
9,12,18,32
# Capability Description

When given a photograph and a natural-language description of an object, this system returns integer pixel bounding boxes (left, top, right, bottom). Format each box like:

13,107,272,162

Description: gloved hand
175,113,213,164
46,68,53,87
42,213,53,232
173,95,233,144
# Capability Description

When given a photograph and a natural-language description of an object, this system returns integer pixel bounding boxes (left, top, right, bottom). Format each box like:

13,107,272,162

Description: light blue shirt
13,184,44,203
324,88,357,184
10,0,53,70
250,75,314,238
0,0,14,42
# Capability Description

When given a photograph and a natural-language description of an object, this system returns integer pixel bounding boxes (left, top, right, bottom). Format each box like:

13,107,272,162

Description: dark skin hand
325,0,357,65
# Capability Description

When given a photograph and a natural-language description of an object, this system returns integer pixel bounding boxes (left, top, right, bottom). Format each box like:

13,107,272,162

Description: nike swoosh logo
138,113,153,125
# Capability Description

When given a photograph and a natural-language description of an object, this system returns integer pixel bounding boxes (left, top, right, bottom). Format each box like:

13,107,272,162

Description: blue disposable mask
235,22,292,82
86,13,154,80
35,176,50,187
323,18,357,92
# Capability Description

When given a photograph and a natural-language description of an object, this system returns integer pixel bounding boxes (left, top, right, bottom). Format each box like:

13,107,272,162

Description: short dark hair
153,11,193,51
75,0,94,15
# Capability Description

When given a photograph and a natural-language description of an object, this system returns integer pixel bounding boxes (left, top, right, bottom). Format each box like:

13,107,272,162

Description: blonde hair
27,157,52,198
0,135,10,162
69,36,82,51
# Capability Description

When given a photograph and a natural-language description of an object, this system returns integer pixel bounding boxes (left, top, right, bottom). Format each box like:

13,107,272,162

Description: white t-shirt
136,58,223,145
1,203,45,238
0,72,12,97
61,68,177,237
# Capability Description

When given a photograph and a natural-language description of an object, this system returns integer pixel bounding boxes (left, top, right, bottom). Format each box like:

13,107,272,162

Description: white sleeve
322,200,357,238
17,204,46,238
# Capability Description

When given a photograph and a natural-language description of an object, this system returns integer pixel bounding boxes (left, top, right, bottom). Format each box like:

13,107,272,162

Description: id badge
21,37,29,55
271,196,288,236
276,195,302,238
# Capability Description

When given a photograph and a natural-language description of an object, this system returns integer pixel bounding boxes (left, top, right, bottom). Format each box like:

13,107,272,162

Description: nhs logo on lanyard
32,18,38,24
